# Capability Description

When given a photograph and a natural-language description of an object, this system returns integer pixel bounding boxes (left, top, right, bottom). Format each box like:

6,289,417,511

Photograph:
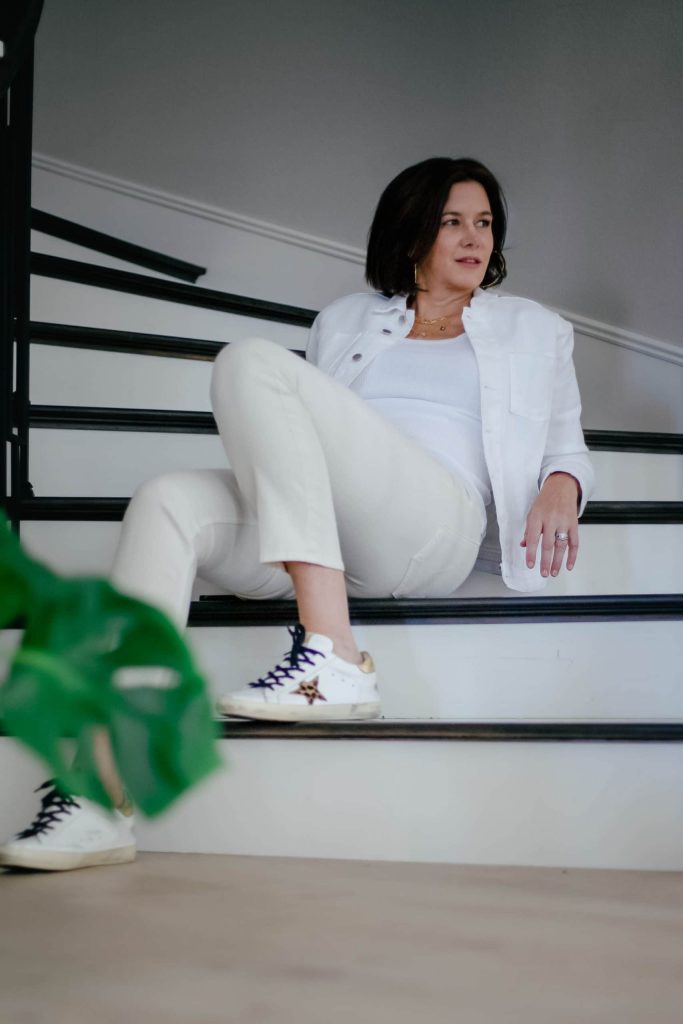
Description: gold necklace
414,313,454,325
414,311,463,335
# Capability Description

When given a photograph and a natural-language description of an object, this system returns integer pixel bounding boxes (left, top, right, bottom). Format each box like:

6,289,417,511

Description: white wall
31,163,683,431
32,0,683,347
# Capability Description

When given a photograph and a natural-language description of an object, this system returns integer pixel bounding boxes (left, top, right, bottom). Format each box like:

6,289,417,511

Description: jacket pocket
508,352,556,421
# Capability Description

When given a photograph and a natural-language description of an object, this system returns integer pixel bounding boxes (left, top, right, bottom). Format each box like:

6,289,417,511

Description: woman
0,157,593,870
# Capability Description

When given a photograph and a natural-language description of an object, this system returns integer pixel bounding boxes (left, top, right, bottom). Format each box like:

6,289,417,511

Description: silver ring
555,531,569,543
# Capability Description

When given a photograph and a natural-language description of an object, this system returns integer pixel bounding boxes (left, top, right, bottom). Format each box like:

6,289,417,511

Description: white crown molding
553,305,683,368
32,152,366,266
33,153,681,366
497,290,683,367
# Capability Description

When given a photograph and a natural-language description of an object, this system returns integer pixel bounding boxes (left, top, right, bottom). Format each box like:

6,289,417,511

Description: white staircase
1,217,682,872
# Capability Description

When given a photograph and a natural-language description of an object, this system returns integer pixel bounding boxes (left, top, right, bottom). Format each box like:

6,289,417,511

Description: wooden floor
1,853,683,1023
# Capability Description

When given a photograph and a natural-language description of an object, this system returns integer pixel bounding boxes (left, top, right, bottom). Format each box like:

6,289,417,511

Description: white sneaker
217,623,381,723
0,780,136,871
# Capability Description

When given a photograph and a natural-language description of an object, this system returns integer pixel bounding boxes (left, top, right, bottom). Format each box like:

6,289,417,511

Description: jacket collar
369,293,408,314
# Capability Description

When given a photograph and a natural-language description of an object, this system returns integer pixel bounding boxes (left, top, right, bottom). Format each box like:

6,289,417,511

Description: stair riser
191,620,683,721
19,519,683,597
4,619,680,720
32,230,195,283
2,737,682,871
32,342,216,412
31,277,307,348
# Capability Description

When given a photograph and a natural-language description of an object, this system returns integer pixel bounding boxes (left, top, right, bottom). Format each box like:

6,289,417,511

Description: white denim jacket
306,288,594,592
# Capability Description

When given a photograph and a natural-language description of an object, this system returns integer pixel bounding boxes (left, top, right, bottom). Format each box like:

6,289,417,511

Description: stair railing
0,0,45,530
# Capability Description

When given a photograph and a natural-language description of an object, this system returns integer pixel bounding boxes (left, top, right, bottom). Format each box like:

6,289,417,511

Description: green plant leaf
0,513,222,816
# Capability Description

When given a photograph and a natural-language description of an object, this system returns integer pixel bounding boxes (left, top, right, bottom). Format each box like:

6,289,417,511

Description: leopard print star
291,677,328,706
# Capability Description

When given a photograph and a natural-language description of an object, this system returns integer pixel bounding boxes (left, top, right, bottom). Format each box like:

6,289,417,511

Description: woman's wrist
544,471,582,508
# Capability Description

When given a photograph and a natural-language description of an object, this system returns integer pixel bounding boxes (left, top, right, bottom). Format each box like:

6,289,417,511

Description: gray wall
33,0,682,343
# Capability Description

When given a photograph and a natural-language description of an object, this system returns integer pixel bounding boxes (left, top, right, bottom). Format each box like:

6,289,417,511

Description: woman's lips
456,258,481,264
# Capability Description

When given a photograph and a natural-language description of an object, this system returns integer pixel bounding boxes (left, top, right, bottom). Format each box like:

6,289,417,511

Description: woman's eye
441,218,492,228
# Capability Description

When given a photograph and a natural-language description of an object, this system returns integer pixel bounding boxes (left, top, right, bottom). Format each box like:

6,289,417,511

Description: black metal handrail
31,209,206,284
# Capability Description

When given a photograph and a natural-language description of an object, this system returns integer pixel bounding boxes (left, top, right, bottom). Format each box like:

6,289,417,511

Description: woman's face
418,180,495,294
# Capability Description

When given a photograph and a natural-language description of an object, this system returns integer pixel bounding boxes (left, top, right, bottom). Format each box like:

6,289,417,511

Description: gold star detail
291,677,327,706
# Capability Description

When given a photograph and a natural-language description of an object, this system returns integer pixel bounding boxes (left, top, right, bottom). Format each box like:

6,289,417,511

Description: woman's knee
211,336,283,400
211,335,278,385
123,470,238,570
126,471,195,522
127,470,240,531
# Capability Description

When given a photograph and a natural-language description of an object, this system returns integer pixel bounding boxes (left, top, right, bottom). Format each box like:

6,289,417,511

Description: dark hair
365,157,508,296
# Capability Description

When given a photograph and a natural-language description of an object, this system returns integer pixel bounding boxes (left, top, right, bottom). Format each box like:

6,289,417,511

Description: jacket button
352,353,363,361
382,328,392,335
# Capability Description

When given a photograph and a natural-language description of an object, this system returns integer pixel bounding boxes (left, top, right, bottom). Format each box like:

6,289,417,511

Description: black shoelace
16,780,80,839
249,623,323,691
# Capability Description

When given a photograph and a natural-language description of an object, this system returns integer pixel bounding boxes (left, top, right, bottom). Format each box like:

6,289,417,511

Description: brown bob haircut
365,157,508,297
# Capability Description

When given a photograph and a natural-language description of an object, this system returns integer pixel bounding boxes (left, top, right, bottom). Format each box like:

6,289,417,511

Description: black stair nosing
214,720,683,742
14,497,129,520
13,496,683,526
581,502,683,524
188,594,683,625
28,406,218,435
1,720,682,742
31,211,206,284
583,430,683,455
31,253,318,328
30,323,234,362
2,595,681,633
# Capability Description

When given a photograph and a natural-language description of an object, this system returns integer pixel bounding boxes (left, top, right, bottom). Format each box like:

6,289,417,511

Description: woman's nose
462,223,478,244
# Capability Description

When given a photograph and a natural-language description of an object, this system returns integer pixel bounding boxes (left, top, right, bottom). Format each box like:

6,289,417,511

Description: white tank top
350,332,492,521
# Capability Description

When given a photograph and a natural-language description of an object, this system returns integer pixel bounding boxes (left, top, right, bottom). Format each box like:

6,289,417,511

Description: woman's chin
446,273,485,293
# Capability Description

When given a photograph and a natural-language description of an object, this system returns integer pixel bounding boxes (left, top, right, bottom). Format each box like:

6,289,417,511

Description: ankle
331,641,364,665
303,628,362,665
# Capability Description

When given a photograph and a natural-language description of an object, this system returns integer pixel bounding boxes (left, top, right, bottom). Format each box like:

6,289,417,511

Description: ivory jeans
111,337,485,628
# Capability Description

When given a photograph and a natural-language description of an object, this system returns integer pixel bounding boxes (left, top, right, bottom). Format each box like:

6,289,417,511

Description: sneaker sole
0,845,137,871
217,699,382,723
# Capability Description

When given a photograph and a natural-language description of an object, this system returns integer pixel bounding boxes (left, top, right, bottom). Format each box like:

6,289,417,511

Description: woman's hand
520,472,581,577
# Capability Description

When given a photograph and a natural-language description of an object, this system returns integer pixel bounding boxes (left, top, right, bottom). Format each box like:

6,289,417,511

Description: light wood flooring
1,852,683,1023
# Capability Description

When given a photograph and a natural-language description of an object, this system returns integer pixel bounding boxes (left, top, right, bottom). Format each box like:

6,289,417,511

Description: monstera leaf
0,513,222,816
